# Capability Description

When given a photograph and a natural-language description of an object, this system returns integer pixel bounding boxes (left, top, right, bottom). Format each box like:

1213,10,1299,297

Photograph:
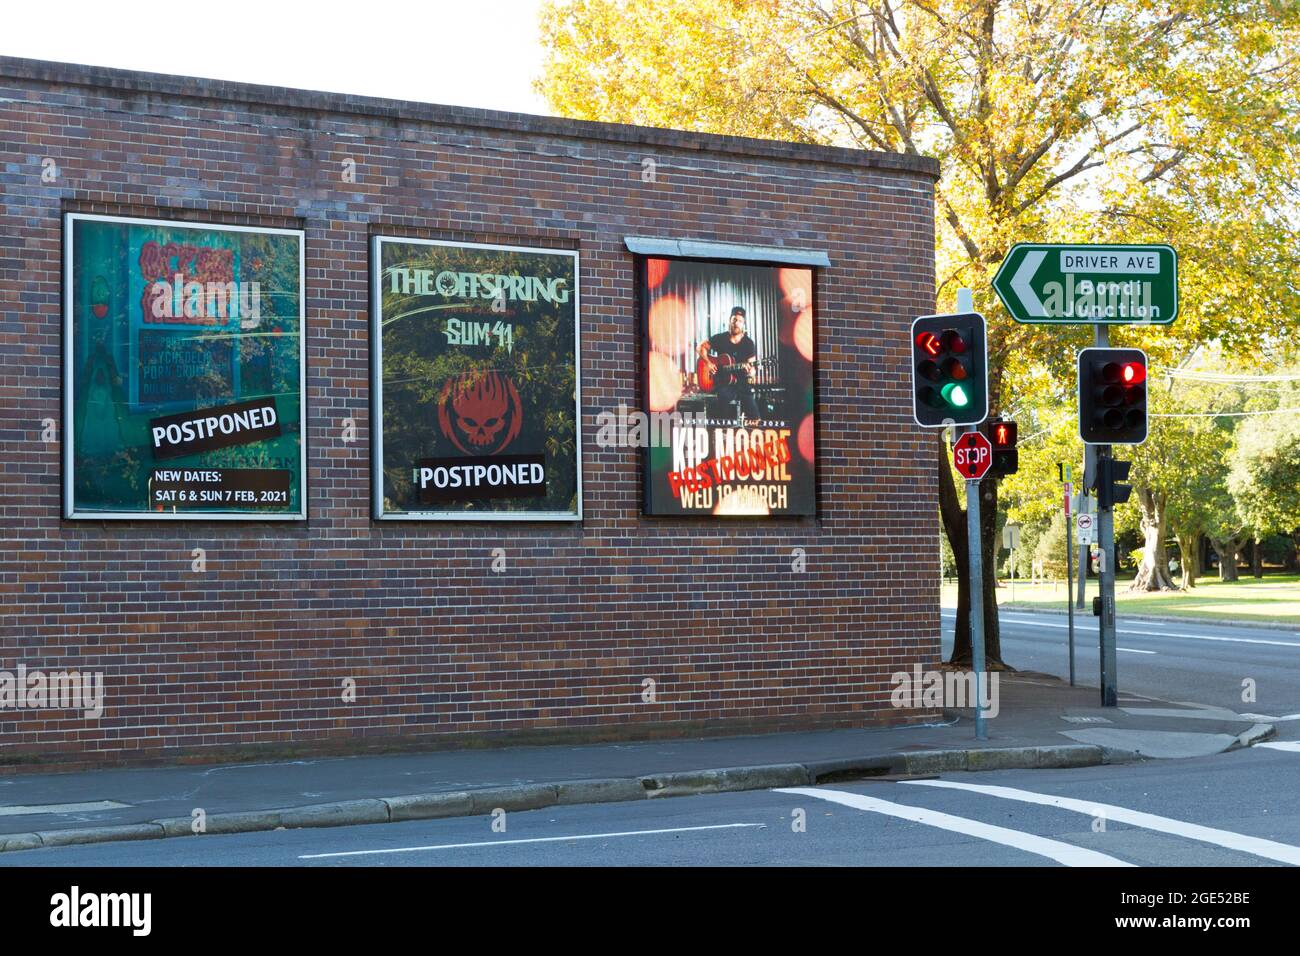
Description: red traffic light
1079,347,1148,445
995,423,1009,446
915,331,941,356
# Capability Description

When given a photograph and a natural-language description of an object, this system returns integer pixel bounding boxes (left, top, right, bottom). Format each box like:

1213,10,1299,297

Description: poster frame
62,211,308,521
635,251,819,518
370,235,583,522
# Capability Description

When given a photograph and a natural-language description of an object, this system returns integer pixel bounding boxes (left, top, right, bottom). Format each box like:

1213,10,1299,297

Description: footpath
0,672,1272,853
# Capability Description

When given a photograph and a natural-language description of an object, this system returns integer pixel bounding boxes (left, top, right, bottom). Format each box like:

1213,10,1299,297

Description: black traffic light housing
982,417,1018,478
911,312,988,427
1097,457,1133,509
1078,347,1148,445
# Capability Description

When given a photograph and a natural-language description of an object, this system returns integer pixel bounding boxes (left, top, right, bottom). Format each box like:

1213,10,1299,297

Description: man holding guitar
697,306,760,421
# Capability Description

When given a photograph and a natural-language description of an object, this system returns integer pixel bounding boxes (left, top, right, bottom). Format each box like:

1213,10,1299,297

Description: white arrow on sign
1010,249,1047,318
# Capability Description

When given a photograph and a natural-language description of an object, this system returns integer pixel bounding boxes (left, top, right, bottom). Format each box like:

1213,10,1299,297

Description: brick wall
0,57,941,769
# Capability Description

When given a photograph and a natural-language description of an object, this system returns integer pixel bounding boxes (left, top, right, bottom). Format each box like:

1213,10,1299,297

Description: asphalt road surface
2,745,1298,867
943,609,1300,741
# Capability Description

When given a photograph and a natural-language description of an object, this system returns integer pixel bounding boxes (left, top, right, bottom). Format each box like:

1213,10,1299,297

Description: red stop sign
953,431,992,480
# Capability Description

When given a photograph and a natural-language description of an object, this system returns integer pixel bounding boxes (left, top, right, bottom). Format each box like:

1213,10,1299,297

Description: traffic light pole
1076,444,1092,611
1097,446,1119,706
965,424,988,740
1094,324,1118,707
955,288,987,740
1066,505,1076,687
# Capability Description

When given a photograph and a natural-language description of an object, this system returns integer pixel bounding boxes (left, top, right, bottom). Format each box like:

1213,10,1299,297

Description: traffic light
983,417,1018,477
1096,457,1133,509
911,312,988,427
1078,347,1148,444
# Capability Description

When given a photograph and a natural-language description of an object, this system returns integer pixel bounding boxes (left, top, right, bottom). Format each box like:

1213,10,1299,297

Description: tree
1229,403,1300,560
537,0,1300,660
1120,376,1235,590
1034,511,1069,579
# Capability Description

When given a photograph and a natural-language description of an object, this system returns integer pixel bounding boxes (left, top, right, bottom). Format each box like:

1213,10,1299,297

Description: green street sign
992,243,1178,325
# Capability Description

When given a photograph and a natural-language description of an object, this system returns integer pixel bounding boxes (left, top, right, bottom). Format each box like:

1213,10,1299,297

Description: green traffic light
942,382,970,407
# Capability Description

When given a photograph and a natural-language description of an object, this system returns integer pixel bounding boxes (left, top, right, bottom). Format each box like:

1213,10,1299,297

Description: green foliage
539,0,1300,398
538,0,1300,551
1230,410,1300,536
1034,511,1069,579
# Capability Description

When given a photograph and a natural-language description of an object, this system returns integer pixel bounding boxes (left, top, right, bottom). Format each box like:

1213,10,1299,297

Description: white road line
775,787,1131,867
1121,628,1300,647
1256,742,1300,753
999,616,1300,648
298,823,766,859
903,780,1300,866
0,801,129,817
1117,648,1156,655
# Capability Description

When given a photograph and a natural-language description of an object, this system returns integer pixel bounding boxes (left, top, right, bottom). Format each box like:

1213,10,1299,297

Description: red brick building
0,57,940,769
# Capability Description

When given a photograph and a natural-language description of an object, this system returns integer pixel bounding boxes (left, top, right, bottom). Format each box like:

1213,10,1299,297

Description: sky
0,0,553,115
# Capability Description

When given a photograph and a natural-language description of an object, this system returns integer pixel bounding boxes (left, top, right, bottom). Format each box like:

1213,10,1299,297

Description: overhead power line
1155,368,1300,382
1150,406,1300,418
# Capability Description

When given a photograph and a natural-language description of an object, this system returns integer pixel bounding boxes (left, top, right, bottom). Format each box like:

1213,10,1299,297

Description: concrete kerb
0,740,1184,855
1231,722,1277,750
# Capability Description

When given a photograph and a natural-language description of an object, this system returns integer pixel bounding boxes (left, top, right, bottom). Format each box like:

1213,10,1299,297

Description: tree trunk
1252,538,1264,578
1129,486,1176,591
937,432,1005,670
1221,551,1239,581
1210,536,1245,581
1174,531,1200,590
1219,542,1241,581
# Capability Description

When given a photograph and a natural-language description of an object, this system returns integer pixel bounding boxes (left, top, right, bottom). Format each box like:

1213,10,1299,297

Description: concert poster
641,257,816,516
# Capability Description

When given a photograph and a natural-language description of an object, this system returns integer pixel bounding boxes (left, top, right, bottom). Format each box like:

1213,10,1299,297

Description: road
1,743,1298,867
943,608,1300,740
0,610,1293,868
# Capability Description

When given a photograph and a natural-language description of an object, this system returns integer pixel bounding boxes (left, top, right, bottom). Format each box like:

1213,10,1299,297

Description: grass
940,572,1300,626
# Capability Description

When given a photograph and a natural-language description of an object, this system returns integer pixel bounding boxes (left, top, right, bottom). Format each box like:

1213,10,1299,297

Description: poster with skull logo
372,237,580,519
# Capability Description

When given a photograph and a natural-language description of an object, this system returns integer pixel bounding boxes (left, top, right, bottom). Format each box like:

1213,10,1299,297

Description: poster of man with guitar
643,256,816,517
696,306,760,422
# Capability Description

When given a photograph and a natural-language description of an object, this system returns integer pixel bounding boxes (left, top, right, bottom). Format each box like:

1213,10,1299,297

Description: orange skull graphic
438,369,523,455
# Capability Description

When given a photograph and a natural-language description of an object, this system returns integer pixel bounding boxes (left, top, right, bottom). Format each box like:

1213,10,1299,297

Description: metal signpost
910,289,991,739
958,425,990,740
954,288,989,739
1076,480,1092,611
1061,468,1075,686
1003,522,1020,603
993,246,1177,709
1095,450,1119,707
